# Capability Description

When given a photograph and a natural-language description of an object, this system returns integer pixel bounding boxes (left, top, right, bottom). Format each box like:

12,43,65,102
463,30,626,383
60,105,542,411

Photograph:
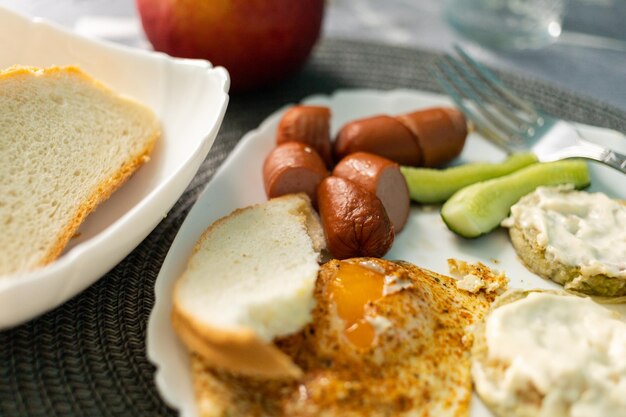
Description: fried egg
191,258,498,417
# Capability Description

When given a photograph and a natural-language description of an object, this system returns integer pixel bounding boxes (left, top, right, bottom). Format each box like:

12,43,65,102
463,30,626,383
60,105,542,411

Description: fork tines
434,45,543,152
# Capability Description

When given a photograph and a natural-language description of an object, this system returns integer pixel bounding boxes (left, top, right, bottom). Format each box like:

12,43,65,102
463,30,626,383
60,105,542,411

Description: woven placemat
1,39,625,417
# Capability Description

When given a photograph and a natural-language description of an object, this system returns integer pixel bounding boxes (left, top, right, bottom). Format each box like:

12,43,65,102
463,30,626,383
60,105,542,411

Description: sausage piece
263,141,329,205
334,115,423,166
276,105,333,167
395,107,467,167
317,176,394,260
333,152,410,232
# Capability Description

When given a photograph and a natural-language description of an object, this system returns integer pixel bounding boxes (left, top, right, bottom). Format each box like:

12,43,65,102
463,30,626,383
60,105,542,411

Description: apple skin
136,0,325,92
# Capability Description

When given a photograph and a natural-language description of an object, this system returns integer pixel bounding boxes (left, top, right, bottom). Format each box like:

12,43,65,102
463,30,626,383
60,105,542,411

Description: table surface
1,0,626,113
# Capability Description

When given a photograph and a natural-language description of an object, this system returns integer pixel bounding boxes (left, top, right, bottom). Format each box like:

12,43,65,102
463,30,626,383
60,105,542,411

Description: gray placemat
1,39,625,417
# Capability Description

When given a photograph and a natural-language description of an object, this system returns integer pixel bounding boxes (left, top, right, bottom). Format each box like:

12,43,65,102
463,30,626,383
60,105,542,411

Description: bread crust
40,135,157,268
172,305,302,378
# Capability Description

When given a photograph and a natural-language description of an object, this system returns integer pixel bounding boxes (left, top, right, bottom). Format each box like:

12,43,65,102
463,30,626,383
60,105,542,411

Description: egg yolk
328,262,385,348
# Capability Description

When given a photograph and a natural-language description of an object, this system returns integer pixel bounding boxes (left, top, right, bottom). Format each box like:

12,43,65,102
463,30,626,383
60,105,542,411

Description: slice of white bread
0,65,159,276
172,193,326,378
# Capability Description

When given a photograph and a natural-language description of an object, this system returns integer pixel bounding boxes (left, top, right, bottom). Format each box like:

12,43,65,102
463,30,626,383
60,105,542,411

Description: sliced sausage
334,115,423,166
317,176,394,260
276,105,333,167
263,141,329,205
395,107,467,167
333,152,410,232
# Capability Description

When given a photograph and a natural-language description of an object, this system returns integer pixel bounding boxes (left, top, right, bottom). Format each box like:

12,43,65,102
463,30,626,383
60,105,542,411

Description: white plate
0,6,230,329
147,88,626,417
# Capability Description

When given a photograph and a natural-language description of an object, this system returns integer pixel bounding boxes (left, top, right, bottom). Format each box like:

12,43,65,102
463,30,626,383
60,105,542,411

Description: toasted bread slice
503,186,626,298
509,225,626,298
472,289,626,417
0,65,159,276
471,289,549,417
172,194,326,378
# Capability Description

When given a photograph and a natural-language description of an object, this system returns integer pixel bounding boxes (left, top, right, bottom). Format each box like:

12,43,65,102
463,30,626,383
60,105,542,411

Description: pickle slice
441,160,590,238
400,152,538,204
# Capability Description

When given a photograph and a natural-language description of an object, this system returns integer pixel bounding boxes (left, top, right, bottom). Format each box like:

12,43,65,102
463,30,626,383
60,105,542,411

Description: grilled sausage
263,141,328,205
334,115,423,166
334,107,468,168
395,107,467,167
333,152,410,232
317,176,394,259
276,105,333,167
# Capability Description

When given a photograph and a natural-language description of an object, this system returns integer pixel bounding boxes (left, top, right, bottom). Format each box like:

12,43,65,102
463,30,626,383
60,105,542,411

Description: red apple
136,0,325,92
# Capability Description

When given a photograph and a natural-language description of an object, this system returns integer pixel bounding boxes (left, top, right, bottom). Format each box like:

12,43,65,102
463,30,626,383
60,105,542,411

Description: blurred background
1,0,625,109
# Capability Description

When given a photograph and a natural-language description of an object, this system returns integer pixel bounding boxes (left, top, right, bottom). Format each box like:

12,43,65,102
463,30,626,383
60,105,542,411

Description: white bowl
0,6,230,329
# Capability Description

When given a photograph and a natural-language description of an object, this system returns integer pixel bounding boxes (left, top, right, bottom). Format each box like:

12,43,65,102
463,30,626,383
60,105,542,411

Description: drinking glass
443,0,567,49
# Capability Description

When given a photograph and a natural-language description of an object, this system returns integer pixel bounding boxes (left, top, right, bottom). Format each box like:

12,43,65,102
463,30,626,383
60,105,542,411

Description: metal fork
434,45,626,174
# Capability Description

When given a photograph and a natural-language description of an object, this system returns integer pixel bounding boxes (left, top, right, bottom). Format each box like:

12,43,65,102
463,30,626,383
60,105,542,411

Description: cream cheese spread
502,186,626,278
478,292,626,417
